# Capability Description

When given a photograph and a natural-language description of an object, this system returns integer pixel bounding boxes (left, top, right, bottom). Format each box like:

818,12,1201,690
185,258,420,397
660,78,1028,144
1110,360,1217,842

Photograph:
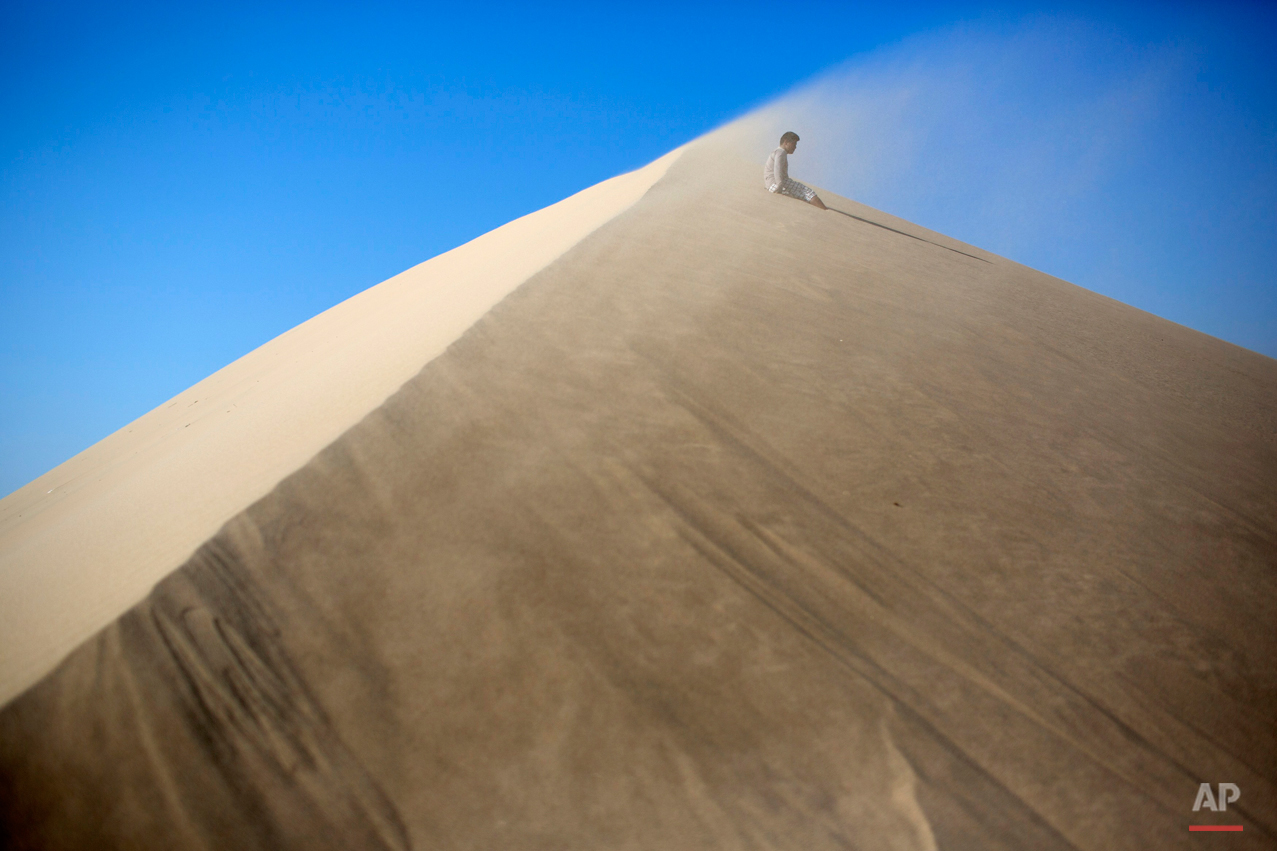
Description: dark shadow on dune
829,208,990,262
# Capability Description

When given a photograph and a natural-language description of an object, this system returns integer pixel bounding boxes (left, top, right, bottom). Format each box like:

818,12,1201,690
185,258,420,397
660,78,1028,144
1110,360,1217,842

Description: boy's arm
776,150,788,183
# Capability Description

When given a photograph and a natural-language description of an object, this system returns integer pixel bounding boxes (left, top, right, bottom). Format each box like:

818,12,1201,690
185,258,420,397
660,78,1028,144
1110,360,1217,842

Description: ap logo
1194,782,1240,812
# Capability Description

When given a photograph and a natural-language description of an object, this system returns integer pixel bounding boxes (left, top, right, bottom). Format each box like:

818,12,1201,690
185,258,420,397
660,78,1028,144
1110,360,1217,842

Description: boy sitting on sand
764,132,828,210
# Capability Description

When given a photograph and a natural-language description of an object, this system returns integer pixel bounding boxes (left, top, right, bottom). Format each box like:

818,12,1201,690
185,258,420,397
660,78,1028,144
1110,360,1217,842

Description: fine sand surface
3,134,1276,849
0,148,678,707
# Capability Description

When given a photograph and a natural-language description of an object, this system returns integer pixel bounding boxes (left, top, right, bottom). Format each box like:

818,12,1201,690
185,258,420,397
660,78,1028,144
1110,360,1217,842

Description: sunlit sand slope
0,149,678,706
2,138,1275,850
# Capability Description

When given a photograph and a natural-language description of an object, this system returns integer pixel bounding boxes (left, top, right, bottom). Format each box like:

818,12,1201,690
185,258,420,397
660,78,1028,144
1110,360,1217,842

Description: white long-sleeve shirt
763,147,789,189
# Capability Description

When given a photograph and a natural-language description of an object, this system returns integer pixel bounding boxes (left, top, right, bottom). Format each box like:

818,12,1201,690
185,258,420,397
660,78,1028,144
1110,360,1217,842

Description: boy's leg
781,178,828,211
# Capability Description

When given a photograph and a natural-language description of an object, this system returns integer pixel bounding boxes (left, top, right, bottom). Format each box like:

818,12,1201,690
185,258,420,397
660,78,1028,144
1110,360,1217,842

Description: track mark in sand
830,209,990,263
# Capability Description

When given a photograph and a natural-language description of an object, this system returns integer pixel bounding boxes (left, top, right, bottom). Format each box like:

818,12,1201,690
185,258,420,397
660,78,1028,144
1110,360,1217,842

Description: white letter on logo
1194,783,1219,812
1218,783,1240,810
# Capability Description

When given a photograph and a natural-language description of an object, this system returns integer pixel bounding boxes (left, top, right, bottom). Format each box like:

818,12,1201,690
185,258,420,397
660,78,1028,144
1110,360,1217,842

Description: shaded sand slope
0,149,677,706
3,137,1276,850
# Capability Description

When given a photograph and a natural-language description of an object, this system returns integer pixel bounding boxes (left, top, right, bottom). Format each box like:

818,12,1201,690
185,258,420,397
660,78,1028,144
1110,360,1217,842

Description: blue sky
2,1,1274,497
741,10,1277,352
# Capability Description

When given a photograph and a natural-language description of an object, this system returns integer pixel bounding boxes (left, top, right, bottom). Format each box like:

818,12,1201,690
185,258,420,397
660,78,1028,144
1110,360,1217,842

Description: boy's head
780,131,799,153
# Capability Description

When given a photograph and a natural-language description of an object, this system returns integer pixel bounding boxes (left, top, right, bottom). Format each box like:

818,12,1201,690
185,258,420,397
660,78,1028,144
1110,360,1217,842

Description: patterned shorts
769,178,817,202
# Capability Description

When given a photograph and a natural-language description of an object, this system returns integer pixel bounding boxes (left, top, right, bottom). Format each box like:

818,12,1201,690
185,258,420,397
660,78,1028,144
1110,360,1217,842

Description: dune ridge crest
0,148,680,706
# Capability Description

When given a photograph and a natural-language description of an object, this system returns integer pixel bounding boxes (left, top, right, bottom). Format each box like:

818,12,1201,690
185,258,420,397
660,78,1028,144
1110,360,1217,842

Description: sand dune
2,133,1275,849
0,149,678,707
